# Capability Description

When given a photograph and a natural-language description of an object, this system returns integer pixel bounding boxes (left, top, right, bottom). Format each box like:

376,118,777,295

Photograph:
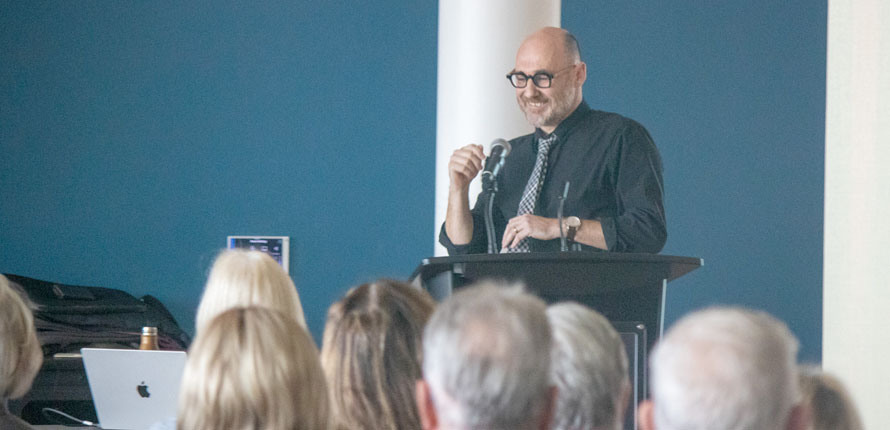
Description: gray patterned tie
505,134,557,253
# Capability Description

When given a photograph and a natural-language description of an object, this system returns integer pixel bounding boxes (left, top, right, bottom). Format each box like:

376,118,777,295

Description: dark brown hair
799,365,863,430
320,279,435,430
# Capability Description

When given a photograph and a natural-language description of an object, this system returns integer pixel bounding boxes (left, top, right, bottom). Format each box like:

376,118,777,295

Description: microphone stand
482,175,499,254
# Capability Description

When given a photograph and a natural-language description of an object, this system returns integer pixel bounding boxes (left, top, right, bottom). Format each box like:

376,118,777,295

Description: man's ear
575,61,587,86
416,380,438,430
538,385,559,430
637,399,656,430
785,403,811,430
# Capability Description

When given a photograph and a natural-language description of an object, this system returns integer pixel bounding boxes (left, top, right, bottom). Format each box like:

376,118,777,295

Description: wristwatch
564,216,581,243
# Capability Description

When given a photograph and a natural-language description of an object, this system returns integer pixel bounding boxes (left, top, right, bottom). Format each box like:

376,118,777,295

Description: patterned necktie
505,134,557,253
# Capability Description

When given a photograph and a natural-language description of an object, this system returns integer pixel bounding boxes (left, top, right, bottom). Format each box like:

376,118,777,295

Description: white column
434,0,560,256
824,1,890,428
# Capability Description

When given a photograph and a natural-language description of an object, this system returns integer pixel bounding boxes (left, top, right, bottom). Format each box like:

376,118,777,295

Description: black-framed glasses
506,64,576,88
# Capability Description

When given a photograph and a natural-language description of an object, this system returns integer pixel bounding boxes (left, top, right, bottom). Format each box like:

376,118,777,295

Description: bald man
440,27,667,254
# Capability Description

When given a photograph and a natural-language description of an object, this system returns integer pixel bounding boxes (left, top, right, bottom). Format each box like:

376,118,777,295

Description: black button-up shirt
440,101,667,254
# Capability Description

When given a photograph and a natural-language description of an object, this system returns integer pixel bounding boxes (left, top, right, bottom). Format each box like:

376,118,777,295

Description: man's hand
448,144,485,190
445,144,486,245
501,214,560,249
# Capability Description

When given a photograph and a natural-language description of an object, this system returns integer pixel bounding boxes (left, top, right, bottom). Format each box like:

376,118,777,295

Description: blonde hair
177,307,329,430
320,280,435,430
799,365,863,430
195,249,305,333
0,274,44,400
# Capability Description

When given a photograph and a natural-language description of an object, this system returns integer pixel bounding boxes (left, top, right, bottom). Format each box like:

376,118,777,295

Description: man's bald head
518,27,580,65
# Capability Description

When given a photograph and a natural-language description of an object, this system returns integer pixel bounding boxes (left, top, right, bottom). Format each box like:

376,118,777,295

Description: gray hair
563,31,581,63
422,283,552,430
547,302,629,430
650,307,800,430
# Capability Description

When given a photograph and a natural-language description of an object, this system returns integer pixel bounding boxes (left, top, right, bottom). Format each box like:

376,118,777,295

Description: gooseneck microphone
480,138,512,184
559,181,570,251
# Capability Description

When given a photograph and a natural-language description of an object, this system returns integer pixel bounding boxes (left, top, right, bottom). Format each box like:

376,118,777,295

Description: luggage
4,273,190,354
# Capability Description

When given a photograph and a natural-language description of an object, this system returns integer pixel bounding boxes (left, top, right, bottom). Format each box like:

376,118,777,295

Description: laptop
81,348,187,430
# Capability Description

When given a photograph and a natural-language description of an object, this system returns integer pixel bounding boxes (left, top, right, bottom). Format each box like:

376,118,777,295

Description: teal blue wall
564,2,826,361
1,1,439,336
2,1,824,361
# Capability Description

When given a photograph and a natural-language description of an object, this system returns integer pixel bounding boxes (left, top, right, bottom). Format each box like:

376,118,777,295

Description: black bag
4,273,191,354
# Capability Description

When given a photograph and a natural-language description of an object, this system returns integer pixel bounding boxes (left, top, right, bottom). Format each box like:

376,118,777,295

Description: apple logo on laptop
137,381,151,398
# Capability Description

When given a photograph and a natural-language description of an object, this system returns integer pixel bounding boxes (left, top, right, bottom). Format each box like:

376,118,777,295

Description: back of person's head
798,365,863,430
195,249,305,333
420,282,553,430
0,274,43,400
645,307,802,430
177,306,329,430
547,302,629,430
321,279,435,430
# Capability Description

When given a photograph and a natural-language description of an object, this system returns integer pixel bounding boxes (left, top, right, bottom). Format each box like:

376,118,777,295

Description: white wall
823,0,890,428
434,0,559,255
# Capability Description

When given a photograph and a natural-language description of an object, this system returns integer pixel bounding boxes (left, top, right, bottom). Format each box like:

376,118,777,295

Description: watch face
565,216,581,243
566,216,581,229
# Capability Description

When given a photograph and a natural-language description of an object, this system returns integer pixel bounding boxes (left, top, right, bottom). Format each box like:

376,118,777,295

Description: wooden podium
411,252,702,430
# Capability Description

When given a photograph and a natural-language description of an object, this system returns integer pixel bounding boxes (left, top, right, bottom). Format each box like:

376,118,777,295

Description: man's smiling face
512,28,585,133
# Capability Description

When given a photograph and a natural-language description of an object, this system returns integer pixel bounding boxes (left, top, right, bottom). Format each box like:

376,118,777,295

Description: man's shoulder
583,108,649,134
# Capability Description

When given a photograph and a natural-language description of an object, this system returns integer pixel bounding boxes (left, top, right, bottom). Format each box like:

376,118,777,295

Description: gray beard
521,88,579,130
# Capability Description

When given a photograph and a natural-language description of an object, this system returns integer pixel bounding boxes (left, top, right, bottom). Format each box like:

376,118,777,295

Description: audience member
416,283,555,430
321,279,435,430
177,307,329,430
639,306,808,430
0,274,43,430
799,364,863,430
547,302,629,430
195,249,305,333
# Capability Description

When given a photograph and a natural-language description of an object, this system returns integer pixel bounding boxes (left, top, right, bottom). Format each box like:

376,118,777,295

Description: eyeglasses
506,64,576,88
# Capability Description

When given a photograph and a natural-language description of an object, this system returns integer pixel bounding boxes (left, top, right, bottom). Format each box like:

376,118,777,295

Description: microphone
480,139,511,183
481,138,510,253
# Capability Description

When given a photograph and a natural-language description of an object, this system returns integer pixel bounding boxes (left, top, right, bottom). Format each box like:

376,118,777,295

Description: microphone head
490,138,511,158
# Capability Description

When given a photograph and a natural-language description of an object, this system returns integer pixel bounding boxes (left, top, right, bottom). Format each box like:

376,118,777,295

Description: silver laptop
81,348,187,430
